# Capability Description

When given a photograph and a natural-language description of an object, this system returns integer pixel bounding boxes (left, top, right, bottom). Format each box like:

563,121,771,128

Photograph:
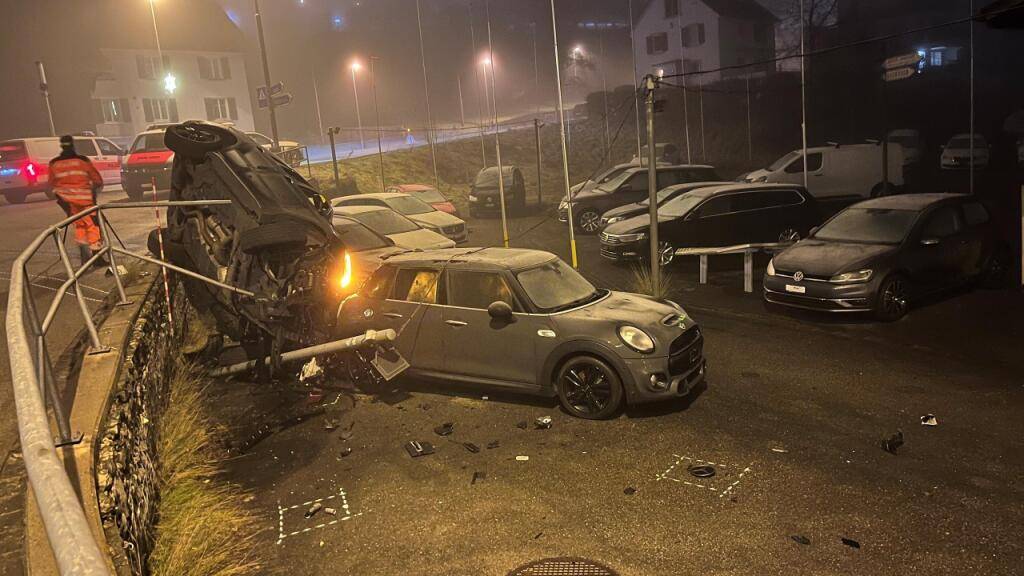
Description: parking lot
217,208,1024,576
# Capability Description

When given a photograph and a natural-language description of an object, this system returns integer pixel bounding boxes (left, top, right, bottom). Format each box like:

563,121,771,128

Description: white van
0,136,123,204
744,143,904,200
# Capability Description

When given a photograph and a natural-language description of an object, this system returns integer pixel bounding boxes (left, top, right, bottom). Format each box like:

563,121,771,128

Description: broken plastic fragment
339,447,352,458
920,414,938,426
434,422,454,436
623,487,636,495
324,507,337,516
300,357,324,382
486,440,500,449
882,430,904,454
405,441,435,458
463,442,480,453
305,502,322,519
791,535,810,545
515,455,529,461
534,416,552,430
841,537,861,549
471,471,486,484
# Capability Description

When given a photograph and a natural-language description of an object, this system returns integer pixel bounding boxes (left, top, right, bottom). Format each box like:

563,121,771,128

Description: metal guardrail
674,242,793,293
6,199,232,576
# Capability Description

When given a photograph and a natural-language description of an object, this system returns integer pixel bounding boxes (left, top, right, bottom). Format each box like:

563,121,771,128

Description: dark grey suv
337,248,706,419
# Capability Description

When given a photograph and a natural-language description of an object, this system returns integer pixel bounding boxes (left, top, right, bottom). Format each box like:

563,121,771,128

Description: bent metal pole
210,330,397,377
550,0,578,268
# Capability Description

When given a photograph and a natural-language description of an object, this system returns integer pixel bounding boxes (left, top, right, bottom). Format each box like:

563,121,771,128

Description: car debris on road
920,414,938,426
534,416,552,430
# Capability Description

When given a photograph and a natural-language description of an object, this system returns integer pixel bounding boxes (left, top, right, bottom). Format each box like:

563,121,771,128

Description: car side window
392,268,440,303
963,202,990,226
761,189,805,208
922,206,962,238
730,192,768,212
695,196,733,218
73,139,98,157
362,266,395,300
97,139,120,155
448,271,520,311
625,172,648,192
656,170,680,189
784,152,822,173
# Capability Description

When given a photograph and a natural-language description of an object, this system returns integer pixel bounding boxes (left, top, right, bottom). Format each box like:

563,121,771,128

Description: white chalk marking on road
719,465,753,499
659,454,752,498
276,488,359,544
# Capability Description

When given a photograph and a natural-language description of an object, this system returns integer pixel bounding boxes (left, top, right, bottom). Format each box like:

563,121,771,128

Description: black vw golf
764,194,1008,320
600,183,820,265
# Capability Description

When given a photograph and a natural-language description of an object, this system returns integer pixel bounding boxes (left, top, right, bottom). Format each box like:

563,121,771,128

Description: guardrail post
98,210,131,306
699,255,708,285
744,251,754,293
52,234,107,353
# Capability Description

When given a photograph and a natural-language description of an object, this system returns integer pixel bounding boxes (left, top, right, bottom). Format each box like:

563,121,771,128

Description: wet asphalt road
223,207,1024,576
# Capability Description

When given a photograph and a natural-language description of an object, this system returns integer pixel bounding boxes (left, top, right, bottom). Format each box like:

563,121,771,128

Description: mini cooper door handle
445,320,468,327
382,312,404,319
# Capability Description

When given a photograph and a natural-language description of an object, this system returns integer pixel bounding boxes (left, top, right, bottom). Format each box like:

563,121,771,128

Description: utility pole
34,62,55,136
628,0,642,160
415,0,440,189
698,67,705,162
458,75,466,125
600,30,611,161
644,75,661,296
745,74,753,164
799,0,808,188
468,1,487,167
535,118,543,205
350,63,365,149
485,0,509,248
312,69,324,146
969,0,975,194
531,22,541,116
676,8,691,164
254,0,280,149
370,56,386,192
551,0,578,268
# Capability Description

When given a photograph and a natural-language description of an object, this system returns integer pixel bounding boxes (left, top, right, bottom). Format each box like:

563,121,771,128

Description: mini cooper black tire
556,355,624,419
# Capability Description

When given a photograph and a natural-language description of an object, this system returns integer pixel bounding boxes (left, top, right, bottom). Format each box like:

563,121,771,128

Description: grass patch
628,262,675,300
149,361,263,576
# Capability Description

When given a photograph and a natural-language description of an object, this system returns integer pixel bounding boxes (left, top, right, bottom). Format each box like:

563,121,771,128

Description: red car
386,184,457,216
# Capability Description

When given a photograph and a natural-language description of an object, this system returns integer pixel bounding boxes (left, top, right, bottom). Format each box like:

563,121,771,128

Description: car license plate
785,284,806,294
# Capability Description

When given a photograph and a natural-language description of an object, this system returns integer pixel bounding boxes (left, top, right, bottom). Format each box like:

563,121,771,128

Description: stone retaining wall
96,277,193,576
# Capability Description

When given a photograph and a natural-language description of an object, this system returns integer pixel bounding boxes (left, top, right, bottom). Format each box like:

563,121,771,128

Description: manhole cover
508,557,618,576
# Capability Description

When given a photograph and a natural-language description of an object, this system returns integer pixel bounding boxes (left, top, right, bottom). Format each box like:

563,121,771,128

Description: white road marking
657,454,754,499
276,487,360,545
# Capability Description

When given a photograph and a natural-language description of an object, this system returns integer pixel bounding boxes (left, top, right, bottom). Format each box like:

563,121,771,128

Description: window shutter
92,100,105,123
143,99,154,122
646,35,654,55
205,98,217,120
168,99,179,122
136,55,148,79
198,56,211,80
161,55,171,74
221,57,232,79
120,98,132,123
228,98,238,120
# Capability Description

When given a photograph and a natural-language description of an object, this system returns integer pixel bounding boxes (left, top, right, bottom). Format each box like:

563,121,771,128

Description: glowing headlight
611,232,647,243
339,252,353,289
766,259,776,276
618,325,655,353
830,269,872,284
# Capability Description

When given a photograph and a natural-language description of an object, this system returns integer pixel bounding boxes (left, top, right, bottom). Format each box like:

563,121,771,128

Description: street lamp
350,60,365,149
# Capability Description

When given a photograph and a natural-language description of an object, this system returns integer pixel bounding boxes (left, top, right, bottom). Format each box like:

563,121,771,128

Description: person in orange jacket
49,135,105,265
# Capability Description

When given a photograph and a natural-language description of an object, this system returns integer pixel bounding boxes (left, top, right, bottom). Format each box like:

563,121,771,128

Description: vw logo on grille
793,271,804,282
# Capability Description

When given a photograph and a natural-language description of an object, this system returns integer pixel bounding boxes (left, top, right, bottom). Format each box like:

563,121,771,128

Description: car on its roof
598,180,731,228
765,193,1008,320
333,192,467,243
332,204,455,250
559,164,722,233
387,184,458,216
338,247,706,419
601,183,820,265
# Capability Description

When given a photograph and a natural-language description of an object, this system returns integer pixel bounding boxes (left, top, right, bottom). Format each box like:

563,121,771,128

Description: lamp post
148,0,177,96
550,0,578,268
350,61,365,150
484,0,509,249
370,56,386,192
415,0,440,190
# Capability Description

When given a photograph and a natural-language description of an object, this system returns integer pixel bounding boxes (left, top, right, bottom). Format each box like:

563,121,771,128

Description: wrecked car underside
156,121,400,383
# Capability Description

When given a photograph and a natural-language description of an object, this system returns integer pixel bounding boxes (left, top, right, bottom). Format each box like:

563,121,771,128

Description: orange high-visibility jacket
48,156,103,203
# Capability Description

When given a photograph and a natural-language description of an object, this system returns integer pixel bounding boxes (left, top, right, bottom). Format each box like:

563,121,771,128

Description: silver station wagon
337,248,706,419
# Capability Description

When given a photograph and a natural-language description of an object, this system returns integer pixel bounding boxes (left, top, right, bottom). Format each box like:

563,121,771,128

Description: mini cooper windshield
516,259,604,312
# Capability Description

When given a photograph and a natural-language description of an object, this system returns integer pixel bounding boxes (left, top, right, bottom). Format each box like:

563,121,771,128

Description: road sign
256,86,269,108
883,52,922,70
882,67,916,82
270,93,293,107
269,81,285,96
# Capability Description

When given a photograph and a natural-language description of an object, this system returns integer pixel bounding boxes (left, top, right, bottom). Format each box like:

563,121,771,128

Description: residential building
91,48,253,145
632,0,778,82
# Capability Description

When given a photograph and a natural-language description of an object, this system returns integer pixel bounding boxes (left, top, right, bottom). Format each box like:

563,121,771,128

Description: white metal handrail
674,241,793,293
6,199,231,575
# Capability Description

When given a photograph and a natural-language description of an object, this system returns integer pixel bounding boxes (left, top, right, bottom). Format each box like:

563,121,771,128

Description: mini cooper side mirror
488,300,514,321
921,237,940,246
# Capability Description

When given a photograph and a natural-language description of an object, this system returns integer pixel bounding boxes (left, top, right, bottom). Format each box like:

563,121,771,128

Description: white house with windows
91,48,253,145
633,0,777,83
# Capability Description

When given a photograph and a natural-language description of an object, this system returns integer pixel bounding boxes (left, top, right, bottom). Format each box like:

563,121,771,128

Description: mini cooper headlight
830,269,873,284
618,325,655,353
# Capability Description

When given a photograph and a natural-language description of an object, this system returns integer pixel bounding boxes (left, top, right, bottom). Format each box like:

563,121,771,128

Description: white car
333,192,467,243
940,133,990,170
0,135,123,204
745,143,905,200
246,132,305,166
332,204,455,250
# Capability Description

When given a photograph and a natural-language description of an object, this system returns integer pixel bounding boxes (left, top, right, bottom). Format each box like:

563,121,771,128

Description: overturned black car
154,121,396,380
